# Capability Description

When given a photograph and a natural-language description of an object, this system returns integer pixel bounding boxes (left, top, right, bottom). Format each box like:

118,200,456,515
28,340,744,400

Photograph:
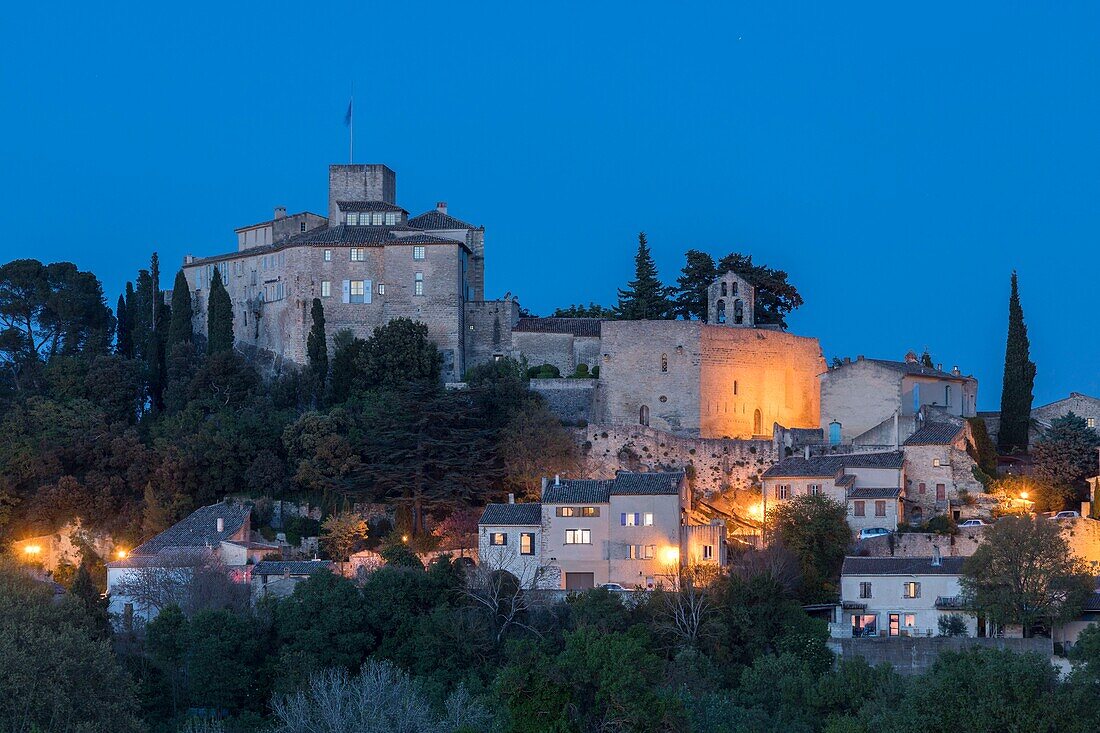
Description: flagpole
349,84,354,164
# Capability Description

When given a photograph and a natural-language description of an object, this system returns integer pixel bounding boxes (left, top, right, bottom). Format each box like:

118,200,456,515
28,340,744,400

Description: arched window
660,354,668,372
716,300,726,324
733,299,744,325
639,405,650,426
753,409,762,435
721,281,728,296
732,281,738,295
910,506,923,525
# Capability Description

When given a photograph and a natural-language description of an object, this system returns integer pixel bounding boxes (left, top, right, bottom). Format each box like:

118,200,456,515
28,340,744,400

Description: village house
477,471,726,591
251,559,333,599
901,409,990,524
761,452,905,534
836,552,977,638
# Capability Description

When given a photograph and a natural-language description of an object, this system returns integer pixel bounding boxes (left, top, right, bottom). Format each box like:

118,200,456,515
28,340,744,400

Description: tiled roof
106,547,212,569
1084,592,1100,612
543,479,613,504
234,211,324,232
836,474,857,487
337,200,407,213
847,487,902,500
763,452,904,478
284,225,462,247
132,502,250,556
408,210,477,230
513,317,603,337
866,358,969,381
253,560,333,576
841,556,966,576
480,503,543,526
611,471,684,496
904,422,964,446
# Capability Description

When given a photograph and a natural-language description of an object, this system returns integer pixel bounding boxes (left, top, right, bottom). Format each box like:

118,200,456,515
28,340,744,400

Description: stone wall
820,360,903,443
579,422,778,505
857,530,983,558
530,379,597,422
464,299,520,371
829,637,1052,675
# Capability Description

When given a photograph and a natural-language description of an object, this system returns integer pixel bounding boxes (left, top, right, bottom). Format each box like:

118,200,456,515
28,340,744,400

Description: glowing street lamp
1019,490,1029,501
22,544,41,556
116,549,128,559
660,546,680,565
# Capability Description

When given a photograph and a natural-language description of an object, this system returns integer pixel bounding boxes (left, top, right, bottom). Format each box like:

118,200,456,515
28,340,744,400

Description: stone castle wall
530,379,597,423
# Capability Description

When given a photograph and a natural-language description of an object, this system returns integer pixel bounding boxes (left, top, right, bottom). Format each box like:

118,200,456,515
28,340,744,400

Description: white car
1054,511,1081,520
857,528,892,541
599,583,627,591
959,519,988,527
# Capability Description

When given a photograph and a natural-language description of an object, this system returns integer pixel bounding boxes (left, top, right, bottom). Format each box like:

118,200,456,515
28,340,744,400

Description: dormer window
345,212,357,225
372,213,384,225
385,212,397,226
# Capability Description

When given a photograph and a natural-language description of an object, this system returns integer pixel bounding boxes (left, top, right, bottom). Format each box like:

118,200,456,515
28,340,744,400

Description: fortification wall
530,379,597,423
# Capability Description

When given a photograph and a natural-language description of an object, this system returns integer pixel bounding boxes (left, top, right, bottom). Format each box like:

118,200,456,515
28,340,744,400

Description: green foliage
282,410,360,496
206,268,234,355
327,328,367,404
1032,412,1100,510
526,362,560,379
967,417,999,478
306,297,327,399
924,514,957,535
715,252,804,328
358,317,442,389
379,541,425,570
282,514,321,546
673,249,717,321
938,613,969,637
549,302,616,318
498,401,581,500
768,495,850,602
168,269,194,347
997,271,1036,453
116,289,133,358
616,232,673,320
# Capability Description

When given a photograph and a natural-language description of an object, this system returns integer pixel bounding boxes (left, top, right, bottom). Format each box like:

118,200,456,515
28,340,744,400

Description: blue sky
1,2,1097,409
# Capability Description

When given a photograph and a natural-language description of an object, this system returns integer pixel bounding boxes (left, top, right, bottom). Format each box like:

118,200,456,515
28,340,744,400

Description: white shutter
342,280,350,304
364,279,372,304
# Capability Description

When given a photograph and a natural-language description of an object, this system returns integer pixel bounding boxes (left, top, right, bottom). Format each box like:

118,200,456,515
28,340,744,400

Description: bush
938,614,969,637
526,363,561,379
283,515,322,546
570,363,591,378
924,515,957,535
591,365,600,378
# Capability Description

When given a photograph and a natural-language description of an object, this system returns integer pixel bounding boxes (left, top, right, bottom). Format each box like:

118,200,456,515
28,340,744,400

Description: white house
837,553,976,638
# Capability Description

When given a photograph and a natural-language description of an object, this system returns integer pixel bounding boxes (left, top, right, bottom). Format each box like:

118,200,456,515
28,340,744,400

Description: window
321,281,331,298
733,380,738,396
413,246,426,260
520,533,534,555
852,613,877,637
1089,417,1096,429
639,405,649,426
414,272,424,296
702,545,713,560
556,507,577,517
721,281,728,296
372,212,384,225
945,384,952,406
716,300,726,324
732,281,738,295
377,283,385,295
753,409,763,435
660,354,668,372
582,507,600,517
346,212,357,225
808,484,822,496
854,500,866,517
564,529,591,544
628,544,655,560
904,581,921,599
621,513,640,527
775,484,790,500
350,280,366,303
733,298,744,324
490,533,507,546
933,458,941,467
875,500,887,517
644,512,654,526
859,582,872,599
904,613,916,628
936,484,946,501
300,221,307,233
324,249,332,262
918,482,926,494
351,248,366,262
385,212,397,225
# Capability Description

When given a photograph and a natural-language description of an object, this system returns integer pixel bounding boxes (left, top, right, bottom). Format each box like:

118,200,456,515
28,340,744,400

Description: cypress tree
997,271,1037,454
115,291,133,358
673,249,717,321
307,297,328,397
207,269,234,355
146,254,169,412
168,270,193,347
616,232,672,320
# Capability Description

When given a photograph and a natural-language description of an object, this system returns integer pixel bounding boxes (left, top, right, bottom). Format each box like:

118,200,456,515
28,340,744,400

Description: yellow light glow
749,503,764,520
401,535,409,543
116,549,128,559
22,544,41,555
1019,491,1029,500
660,547,680,565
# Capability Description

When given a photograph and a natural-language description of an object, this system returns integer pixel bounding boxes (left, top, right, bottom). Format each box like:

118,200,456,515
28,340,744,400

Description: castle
183,163,825,439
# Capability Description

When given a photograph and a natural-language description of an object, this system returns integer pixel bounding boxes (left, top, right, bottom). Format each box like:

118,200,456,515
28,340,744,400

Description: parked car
959,519,988,527
600,583,627,591
857,528,892,541
1055,511,1081,520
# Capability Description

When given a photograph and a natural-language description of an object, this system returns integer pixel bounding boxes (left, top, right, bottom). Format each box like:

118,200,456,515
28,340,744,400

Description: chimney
283,567,291,580
931,545,942,567
184,254,195,265
554,474,561,486
904,351,918,364
507,493,515,504
274,206,287,220
937,363,944,372
856,354,865,361
952,366,960,376
844,356,851,364
216,517,224,533
436,201,448,214
541,477,548,494
804,446,810,459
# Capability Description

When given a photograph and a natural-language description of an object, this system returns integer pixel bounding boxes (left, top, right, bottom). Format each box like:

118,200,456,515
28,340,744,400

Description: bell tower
707,271,754,327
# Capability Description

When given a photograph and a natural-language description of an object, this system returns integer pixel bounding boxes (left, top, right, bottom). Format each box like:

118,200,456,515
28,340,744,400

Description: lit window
351,248,366,262
644,512,653,526
520,533,534,555
321,281,331,298
628,544,655,559
853,500,865,517
556,507,577,518
809,484,822,496
377,283,385,295
385,212,397,225
945,385,952,406
346,213,357,225
702,545,713,560
904,613,916,627
564,529,591,544
859,582,872,599
933,458,941,467
904,582,921,599
582,507,599,517
372,212,384,225
324,249,332,262
1089,418,1096,429
350,280,365,304
490,533,507,546
621,513,641,527
413,246,426,261
875,500,887,517
414,272,424,296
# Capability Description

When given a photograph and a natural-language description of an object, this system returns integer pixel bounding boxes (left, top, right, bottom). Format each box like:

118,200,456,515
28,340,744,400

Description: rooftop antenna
344,84,354,164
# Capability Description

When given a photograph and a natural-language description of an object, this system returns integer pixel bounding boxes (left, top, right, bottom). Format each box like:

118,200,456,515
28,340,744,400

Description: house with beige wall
901,412,988,524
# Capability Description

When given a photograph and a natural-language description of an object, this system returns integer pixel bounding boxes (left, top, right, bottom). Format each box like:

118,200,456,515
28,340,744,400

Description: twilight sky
1,2,1097,409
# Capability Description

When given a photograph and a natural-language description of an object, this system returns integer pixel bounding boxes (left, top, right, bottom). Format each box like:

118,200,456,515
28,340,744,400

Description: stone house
251,559,332,600
477,471,726,591
982,392,1100,448
820,352,978,446
761,452,905,534
901,412,988,524
837,554,977,638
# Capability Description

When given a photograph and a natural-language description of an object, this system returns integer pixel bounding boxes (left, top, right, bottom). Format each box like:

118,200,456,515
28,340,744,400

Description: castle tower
707,271,754,326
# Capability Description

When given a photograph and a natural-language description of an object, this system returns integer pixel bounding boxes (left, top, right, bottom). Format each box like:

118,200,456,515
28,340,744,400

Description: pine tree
115,291,133,358
920,350,935,368
168,270,193,347
673,249,717,321
206,269,234,355
997,271,1037,454
307,298,328,401
70,561,110,637
146,254,169,412
616,232,671,320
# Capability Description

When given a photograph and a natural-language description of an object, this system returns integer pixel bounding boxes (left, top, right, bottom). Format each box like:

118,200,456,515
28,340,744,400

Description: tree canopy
616,232,673,320
1032,412,1100,510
